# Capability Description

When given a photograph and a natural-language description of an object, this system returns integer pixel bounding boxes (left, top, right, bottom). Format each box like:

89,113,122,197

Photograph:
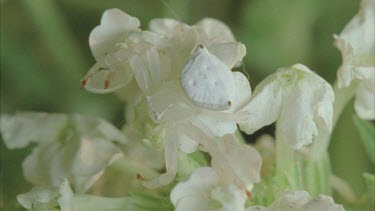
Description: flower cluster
1,1,374,210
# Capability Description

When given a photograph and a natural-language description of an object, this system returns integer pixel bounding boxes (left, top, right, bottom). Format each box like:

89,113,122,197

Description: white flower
0,112,127,193
81,9,253,189
237,64,334,149
170,167,247,211
334,0,374,120
171,134,262,211
246,190,345,211
17,179,73,211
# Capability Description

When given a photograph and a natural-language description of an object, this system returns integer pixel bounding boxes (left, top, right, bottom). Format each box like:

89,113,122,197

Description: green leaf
353,116,375,164
363,173,375,210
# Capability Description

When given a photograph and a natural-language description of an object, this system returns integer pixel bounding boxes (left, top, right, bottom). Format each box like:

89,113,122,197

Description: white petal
17,186,59,209
57,179,74,211
211,184,247,211
301,195,345,211
198,114,237,137
171,167,219,207
278,78,318,149
334,0,375,88
210,135,262,189
354,78,375,120
149,18,187,38
237,74,282,134
0,112,68,149
207,42,246,69
269,190,312,210
194,18,235,42
311,76,335,133
89,9,140,60
146,81,195,123
3,113,127,193
22,137,123,193
228,71,252,112
174,195,213,211
181,45,236,111
279,64,334,148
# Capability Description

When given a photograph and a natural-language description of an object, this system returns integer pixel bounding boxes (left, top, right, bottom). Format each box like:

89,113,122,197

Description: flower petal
0,112,68,149
17,186,59,209
228,71,252,112
89,9,140,60
207,42,246,69
194,18,235,42
170,167,219,207
237,74,282,134
2,113,127,193
22,136,123,193
210,135,262,189
334,0,375,88
301,195,345,211
270,190,312,210
278,78,319,149
354,78,375,120
149,18,186,38
146,81,195,123
211,184,247,211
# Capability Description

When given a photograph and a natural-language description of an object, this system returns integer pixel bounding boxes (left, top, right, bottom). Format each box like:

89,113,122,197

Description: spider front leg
138,128,178,189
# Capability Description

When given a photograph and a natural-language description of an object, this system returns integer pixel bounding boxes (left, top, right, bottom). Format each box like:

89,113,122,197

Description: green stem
275,128,302,190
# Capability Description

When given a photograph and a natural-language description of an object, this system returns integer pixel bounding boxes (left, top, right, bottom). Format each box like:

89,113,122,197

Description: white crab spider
181,44,236,111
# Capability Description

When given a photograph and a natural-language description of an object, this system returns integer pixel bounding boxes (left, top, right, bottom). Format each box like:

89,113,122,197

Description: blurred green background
1,0,373,210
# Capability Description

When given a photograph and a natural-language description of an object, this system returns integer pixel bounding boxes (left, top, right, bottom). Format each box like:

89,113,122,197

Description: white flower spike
238,64,334,149
334,0,375,120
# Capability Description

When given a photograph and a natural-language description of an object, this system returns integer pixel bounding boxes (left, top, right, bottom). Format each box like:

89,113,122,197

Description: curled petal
237,74,282,134
89,9,140,60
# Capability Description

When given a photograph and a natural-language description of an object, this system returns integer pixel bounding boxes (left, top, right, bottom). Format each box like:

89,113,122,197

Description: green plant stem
275,128,302,190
